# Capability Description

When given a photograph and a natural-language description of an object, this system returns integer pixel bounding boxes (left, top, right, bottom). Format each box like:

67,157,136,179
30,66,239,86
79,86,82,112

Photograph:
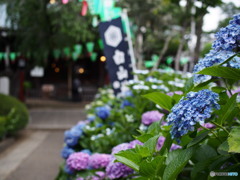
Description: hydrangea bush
57,14,240,180
115,13,240,180
56,70,188,179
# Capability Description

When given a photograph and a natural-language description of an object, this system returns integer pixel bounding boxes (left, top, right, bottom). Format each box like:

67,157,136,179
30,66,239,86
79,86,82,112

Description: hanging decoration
98,39,104,50
0,52,4,60
62,0,69,4
72,52,79,61
81,0,88,16
92,16,98,27
99,17,134,95
180,57,189,65
166,56,173,65
63,47,71,57
90,52,97,62
144,60,154,68
53,49,61,59
86,42,94,52
3,53,7,60
151,54,159,63
10,52,16,61
74,44,83,55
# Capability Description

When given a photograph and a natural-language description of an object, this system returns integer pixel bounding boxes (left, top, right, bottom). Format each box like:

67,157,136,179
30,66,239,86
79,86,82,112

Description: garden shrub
0,93,29,137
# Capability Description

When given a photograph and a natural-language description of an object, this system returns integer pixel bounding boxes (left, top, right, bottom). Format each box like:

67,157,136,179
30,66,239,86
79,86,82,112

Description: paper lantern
90,52,97,62
62,0,68,4
72,52,79,61
0,52,3,60
144,61,154,68
63,47,71,56
81,0,88,16
166,56,173,65
10,52,16,61
151,54,159,62
86,42,94,52
98,39,104,50
53,49,61,59
74,44,82,55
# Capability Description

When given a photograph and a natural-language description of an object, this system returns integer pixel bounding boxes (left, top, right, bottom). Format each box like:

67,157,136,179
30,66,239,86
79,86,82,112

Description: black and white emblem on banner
99,17,133,95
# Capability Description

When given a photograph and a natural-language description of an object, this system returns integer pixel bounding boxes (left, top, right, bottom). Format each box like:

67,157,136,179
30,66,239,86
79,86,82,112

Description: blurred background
0,0,239,102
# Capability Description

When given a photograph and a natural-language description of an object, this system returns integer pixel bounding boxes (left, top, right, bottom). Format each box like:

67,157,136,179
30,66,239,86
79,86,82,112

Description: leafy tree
2,0,97,65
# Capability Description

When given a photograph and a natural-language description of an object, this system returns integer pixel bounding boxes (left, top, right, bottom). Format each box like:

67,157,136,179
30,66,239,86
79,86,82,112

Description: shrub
0,93,29,137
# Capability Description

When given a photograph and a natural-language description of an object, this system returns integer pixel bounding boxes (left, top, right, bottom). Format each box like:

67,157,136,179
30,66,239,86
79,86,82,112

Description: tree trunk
189,15,204,72
174,29,186,71
136,32,144,69
152,35,172,71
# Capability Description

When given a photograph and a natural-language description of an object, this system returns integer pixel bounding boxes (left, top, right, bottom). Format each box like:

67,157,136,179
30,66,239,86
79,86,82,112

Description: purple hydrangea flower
66,152,90,171
90,171,106,180
106,161,134,179
141,110,164,126
212,14,240,52
89,153,111,169
128,140,144,149
61,146,75,159
156,136,182,151
111,143,130,155
167,91,183,96
76,178,84,180
156,136,166,151
106,142,134,179
167,89,220,141
201,123,215,129
227,88,240,97
96,106,111,119
193,50,240,84
170,144,182,151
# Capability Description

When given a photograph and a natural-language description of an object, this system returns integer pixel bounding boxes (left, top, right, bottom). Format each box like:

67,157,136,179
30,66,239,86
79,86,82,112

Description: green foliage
228,127,240,153
142,92,173,111
197,66,240,80
0,93,29,138
4,0,97,64
163,147,194,180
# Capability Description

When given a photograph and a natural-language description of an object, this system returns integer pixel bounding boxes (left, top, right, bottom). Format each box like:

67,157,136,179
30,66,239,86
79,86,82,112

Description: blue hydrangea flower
64,164,75,175
96,123,103,128
95,106,111,119
81,149,92,155
120,100,134,109
61,146,75,159
87,114,96,122
212,14,240,52
64,128,82,147
166,89,220,141
122,90,133,97
193,50,240,84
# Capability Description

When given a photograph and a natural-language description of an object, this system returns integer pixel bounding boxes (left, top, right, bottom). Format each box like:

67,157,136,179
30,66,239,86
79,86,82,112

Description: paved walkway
0,101,87,180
